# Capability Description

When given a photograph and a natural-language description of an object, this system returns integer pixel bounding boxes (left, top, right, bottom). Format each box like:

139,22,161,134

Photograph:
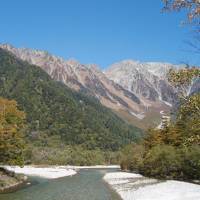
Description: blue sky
0,0,199,68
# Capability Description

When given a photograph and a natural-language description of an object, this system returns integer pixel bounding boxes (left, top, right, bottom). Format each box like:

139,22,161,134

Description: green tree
181,145,200,179
142,145,182,179
120,144,144,171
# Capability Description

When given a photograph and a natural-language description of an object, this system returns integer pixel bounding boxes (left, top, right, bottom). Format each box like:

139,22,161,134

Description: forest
0,48,143,166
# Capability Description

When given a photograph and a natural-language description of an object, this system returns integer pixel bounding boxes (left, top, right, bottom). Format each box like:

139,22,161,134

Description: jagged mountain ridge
0,44,146,113
105,60,178,106
0,44,178,128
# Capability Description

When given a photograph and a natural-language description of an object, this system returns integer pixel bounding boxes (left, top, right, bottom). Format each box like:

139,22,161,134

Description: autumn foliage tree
121,58,200,179
0,98,26,166
168,67,200,97
140,3,200,178
140,67,200,179
163,0,200,25
168,68,200,146
120,0,200,180
163,0,200,53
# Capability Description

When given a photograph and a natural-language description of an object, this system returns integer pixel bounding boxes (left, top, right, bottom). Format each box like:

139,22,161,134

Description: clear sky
0,0,199,68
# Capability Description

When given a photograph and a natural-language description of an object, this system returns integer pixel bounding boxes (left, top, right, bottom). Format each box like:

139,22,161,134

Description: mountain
105,60,178,105
0,47,143,151
0,45,148,126
0,44,178,129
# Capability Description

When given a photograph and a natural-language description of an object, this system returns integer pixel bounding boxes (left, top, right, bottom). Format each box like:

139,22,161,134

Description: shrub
120,144,144,171
142,145,182,179
180,145,200,180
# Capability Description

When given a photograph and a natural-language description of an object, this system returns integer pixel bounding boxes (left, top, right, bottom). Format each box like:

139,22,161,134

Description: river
0,169,122,200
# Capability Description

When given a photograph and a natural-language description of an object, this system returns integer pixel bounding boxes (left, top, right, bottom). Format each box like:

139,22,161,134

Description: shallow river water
0,169,122,200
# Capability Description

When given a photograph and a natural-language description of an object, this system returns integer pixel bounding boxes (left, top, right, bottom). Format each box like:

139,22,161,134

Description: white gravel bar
5,166,77,179
104,172,200,200
68,165,120,169
3,165,119,179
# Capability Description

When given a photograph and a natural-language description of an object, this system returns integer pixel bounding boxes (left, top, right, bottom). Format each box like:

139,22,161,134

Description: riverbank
68,165,120,169
0,168,27,193
4,166,77,179
104,172,200,200
3,165,119,179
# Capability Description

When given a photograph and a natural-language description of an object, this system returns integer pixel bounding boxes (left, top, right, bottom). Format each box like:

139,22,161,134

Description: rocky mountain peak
66,59,80,66
0,44,182,129
105,59,178,105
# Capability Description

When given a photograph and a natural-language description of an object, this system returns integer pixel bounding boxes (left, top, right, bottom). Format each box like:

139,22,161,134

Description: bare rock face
105,60,178,106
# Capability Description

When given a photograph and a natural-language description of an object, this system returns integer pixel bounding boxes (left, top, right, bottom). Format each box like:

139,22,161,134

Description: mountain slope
0,48,143,151
1,44,181,129
0,45,151,123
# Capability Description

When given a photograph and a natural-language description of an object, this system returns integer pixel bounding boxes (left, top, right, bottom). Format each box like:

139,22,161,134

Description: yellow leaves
145,68,200,150
168,67,200,87
0,97,25,126
163,0,200,24
145,95,200,149
0,97,26,165
144,128,165,148
183,135,200,146
178,93,200,120
168,67,200,99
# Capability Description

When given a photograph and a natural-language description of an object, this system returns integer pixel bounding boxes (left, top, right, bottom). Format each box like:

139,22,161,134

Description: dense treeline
24,145,121,166
121,68,200,180
0,48,142,158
